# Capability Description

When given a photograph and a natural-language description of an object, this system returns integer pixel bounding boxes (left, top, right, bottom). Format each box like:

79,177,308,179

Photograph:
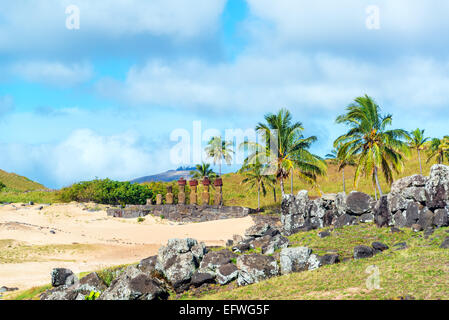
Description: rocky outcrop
236,254,279,286
281,165,449,235
155,238,206,293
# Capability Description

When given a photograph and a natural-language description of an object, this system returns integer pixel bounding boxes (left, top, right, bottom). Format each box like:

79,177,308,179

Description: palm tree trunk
290,169,293,195
257,182,261,211
280,178,285,197
273,187,277,202
374,167,383,196
342,168,346,193
418,149,423,175
373,180,378,201
219,159,222,177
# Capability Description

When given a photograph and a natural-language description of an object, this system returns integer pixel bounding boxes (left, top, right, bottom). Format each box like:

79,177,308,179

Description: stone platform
107,204,255,223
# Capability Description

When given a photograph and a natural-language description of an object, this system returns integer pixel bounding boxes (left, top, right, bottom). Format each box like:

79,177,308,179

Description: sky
1,0,449,189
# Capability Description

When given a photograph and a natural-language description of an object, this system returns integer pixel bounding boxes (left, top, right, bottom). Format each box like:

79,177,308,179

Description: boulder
346,192,372,215
372,242,389,253
250,234,289,255
440,237,449,249
434,209,449,227
245,223,271,238
411,224,423,232
417,208,434,230
190,272,215,288
319,254,340,266
99,266,168,300
279,247,312,274
51,268,77,288
216,263,239,285
318,231,331,238
335,192,348,216
232,243,250,254
425,165,449,209
393,211,407,228
236,254,279,286
359,212,374,223
334,214,356,228
155,238,206,293
198,250,237,276
393,242,408,251
138,255,157,274
307,254,321,270
388,194,413,213
374,195,391,227
280,191,310,235
405,202,420,227
353,245,375,259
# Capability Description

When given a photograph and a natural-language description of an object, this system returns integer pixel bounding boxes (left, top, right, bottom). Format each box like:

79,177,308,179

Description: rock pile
281,164,449,235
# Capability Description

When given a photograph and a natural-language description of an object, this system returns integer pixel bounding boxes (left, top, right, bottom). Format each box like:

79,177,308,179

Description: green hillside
0,169,46,192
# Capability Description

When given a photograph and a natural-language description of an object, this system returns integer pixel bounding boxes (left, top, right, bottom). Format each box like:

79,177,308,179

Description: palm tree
189,163,217,180
427,136,449,164
334,95,410,197
243,108,327,197
407,128,430,175
325,147,356,193
205,136,234,177
239,162,276,211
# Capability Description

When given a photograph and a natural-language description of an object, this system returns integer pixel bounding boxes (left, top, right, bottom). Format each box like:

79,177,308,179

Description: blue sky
1,0,449,189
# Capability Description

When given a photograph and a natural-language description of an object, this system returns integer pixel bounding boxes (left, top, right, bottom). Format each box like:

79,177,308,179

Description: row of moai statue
147,177,223,206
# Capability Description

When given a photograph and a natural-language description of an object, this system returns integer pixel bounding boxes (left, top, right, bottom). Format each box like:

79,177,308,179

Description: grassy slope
222,150,437,210
198,224,449,300
0,169,45,191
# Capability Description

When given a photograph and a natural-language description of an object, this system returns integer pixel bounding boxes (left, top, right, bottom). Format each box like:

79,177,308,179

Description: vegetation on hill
0,169,45,192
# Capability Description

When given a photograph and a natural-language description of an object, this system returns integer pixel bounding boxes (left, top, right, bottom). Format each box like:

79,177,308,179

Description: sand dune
0,202,254,291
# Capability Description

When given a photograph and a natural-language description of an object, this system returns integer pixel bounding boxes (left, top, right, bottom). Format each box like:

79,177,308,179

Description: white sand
0,203,254,291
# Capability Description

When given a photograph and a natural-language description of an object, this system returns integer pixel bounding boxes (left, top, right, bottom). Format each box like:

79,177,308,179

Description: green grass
0,169,46,192
197,224,449,300
0,190,59,204
3,284,52,300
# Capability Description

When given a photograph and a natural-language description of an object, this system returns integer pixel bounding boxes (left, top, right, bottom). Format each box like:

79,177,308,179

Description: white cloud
96,53,449,116
0,129,170,188
10,61,93,86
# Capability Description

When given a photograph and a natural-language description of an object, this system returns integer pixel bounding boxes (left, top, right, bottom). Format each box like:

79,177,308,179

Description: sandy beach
0,202,254,291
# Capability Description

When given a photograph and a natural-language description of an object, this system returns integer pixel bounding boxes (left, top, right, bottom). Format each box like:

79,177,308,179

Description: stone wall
107,204,254,223
281,164,449,235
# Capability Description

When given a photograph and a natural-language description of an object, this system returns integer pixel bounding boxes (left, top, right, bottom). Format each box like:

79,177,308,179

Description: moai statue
166,185,174,205
146,198,153,205
178,178,186,205
189,179,198,205
214,177,223,206
202,177,211,206
156,194,163,205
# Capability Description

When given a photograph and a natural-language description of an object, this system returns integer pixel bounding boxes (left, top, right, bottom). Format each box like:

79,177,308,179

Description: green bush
58,179,153,205
0,181,6,191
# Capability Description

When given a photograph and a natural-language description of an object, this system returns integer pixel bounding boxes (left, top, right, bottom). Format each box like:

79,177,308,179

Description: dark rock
425,165,449,209
190,272,215,288
155,238,206,293
334,214,356,228
424,228,435,238
346,192,372,215
353,245,375,259
279,247,318,274
393,242,408,250
232,243,250,253
418,208,434,229
405,202,420,227
374,195,391,227
411,224,423,232
245,223,271,238
319,254,340,265
79,272,106,292
372,242,389,253
0,286,18,293
440,237,449,249
226,240,234,247
99,266,168,300
51,268,77,287
138,256,157,274
216,263,239,285
434,208,449,227
393,211,406,228
198,250,237,275
236,254,279,286
50,230,56,234
390,227,403,233
318,231,331,238
359,212,374,223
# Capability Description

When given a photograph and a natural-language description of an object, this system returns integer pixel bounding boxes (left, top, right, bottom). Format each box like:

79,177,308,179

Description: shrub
0,181,6,191
58,179,153,205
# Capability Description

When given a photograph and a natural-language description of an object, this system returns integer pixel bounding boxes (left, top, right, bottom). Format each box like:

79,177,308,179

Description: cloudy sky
1,0,449,189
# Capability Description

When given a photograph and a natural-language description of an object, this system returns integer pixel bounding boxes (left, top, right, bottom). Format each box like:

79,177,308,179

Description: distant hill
131,166,195,183
0,169,46,191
